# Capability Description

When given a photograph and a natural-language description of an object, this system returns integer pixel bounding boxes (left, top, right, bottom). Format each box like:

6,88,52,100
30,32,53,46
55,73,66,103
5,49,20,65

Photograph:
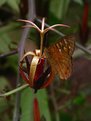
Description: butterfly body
44,35,75,80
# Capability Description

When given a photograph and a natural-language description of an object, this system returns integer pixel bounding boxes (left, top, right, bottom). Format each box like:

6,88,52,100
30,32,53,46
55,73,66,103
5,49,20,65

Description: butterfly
44,35,75,80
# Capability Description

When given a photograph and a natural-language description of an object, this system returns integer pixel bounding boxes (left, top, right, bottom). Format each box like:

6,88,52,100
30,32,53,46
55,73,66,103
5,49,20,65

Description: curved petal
44,24,70,34
20,51,35,62
18,19,41,32
22,25,42,32
19,67,31,85
29,56,40,85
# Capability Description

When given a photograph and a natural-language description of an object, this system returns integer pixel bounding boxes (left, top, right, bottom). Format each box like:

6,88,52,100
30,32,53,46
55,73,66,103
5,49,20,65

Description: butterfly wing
44,35,75,80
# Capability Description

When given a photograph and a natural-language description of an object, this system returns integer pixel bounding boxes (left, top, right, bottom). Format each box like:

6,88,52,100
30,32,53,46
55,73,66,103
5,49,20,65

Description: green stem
0,84,29,97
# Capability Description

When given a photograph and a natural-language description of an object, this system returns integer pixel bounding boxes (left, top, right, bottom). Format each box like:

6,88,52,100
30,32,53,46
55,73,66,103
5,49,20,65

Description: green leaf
7,0,20,12
7,55,18,72
20,87,34,121
0,0,20,12
49,0,70,20
0,22,20,53
0,77,13,121
0,77,11,112
0,0,7,6
73,95,85,105
36,89,52,121
20,88,52,121
73,0,83,5
0,77,11,91
0,22,20,34
0,34,11,53
78,104,91,121
60,111,72,121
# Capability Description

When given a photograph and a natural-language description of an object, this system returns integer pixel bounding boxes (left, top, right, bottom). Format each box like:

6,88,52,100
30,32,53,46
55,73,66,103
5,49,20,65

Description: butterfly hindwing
44,35,75,80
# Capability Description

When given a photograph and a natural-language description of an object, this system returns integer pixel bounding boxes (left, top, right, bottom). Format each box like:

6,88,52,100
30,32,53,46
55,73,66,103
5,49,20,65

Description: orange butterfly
44,35,75,80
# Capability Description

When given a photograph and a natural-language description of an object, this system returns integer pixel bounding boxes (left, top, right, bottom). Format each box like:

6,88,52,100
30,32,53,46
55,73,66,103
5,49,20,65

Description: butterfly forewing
44,35,75,80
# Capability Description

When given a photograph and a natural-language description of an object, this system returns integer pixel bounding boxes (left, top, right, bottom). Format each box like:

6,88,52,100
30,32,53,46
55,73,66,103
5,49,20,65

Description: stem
40,18,45,56
40,33,44,56
0,50,18,58
0,84,29,97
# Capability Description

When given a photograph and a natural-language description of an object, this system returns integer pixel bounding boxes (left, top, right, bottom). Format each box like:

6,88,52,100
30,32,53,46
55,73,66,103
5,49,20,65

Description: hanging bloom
20,49,54,93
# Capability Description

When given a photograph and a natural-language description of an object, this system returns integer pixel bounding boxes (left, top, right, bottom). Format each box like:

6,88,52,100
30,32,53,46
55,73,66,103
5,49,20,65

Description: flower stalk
0,84,29,97
40,33,44,56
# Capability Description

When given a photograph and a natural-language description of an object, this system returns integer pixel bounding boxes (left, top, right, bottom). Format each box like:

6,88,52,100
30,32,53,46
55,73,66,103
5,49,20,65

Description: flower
19,49,54,93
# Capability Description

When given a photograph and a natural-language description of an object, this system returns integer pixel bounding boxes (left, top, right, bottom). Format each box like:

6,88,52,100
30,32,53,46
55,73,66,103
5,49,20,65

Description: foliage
20,88,51,121
0,0,91,121
0,0,20,12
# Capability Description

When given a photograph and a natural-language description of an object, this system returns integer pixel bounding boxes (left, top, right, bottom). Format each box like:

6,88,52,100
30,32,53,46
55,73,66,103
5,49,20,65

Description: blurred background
0,0,91,121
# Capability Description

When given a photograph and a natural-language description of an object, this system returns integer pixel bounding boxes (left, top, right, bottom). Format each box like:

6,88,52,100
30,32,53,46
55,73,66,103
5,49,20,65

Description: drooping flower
20,49,54,93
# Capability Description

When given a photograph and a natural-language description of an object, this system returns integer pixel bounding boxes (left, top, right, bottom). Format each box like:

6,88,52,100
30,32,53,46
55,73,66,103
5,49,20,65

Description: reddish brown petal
41,68,54,88
33,67,54,93
19,67,32,86
34,58,45,81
